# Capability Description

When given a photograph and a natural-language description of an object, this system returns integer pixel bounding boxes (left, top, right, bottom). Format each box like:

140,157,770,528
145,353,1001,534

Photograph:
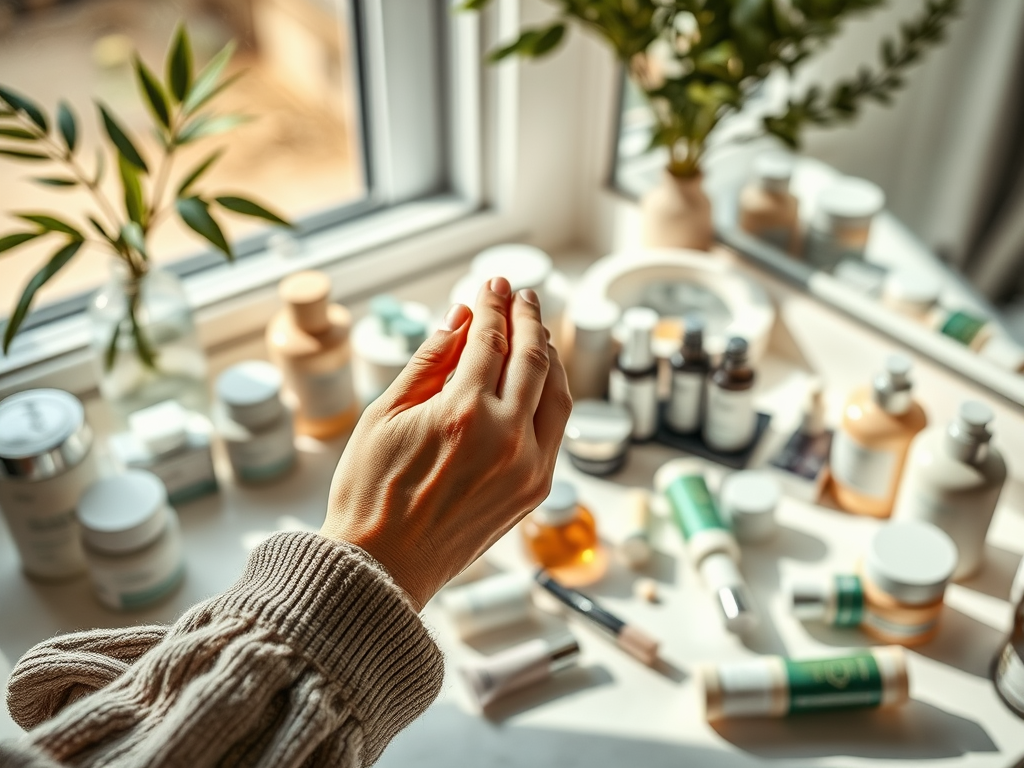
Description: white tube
459,634,580,707
441,572,533,639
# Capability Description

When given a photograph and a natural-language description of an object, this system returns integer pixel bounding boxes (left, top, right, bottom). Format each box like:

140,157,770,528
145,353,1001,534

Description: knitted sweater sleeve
2,532,445,768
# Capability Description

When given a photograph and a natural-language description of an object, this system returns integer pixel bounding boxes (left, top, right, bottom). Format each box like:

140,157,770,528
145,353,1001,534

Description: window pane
0,0,365,314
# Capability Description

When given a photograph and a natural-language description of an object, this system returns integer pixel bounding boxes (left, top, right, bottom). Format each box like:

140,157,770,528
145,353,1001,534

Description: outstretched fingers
450,277,512,396
501,289,550,412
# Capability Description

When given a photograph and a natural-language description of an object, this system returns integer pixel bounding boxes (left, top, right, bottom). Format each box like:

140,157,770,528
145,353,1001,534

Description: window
0,0,466,370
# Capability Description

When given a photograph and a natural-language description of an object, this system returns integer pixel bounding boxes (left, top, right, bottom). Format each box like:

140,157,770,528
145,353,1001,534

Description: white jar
214,361,297,483
77,470,185,611
108,400,218,506
0,389,98,580
351,297,432,406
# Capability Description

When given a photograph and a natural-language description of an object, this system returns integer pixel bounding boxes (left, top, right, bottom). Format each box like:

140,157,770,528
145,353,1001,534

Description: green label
666,475,726,540
941,311,986,345
834,574,865,627
785,654,883,714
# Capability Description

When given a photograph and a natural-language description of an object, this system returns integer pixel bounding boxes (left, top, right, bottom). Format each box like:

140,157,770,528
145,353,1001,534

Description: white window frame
2,0,622,399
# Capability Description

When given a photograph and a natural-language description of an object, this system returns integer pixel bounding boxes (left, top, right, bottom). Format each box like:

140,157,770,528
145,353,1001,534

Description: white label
830,431,897,500
667,371,703,432
150,447,217,504
717,658,785,718
609,370,658,440
226,422,296,482
295,364,355,419
704,387,756,452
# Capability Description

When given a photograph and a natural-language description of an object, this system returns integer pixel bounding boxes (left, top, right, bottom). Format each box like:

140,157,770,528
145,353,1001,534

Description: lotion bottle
609,307,659,441
703,337,757,453
738,152,800,253
894,401,1006,580
830,355,927,518
666,315,710,435
266,271,357,439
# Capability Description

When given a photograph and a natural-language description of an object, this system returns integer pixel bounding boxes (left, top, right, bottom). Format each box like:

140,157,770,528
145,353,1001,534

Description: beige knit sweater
1,532,445,767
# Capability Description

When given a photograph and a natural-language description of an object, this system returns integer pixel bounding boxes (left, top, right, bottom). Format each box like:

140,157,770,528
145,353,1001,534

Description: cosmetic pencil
535,570,660,665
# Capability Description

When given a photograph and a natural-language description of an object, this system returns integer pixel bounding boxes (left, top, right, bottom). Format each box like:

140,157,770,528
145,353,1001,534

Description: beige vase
640,170,714,251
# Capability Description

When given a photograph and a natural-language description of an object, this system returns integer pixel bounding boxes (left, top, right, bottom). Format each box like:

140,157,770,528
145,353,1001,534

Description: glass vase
89,264,208,420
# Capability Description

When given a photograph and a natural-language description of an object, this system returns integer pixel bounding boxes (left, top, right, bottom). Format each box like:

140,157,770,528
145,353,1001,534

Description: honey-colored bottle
266,271,357,439
522,481,599,572
738,153,800,254
830,355,927,518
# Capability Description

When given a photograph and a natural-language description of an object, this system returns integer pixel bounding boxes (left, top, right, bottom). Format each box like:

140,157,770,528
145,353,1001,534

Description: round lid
753,152,794,188
865,521,958,605
533,480,579,527
872,354,913,414
128,400,189,455
217,361,285,428
719,471,779,542
571,297,621,333
77,470,169,554
370,294,404,334
619,307,659,371
884,268,942,307
946,400,993,463
472,244,552,291
564,400,633,461
622,306,659,332
280,271,332,333
0,389,91,480
723,336,749,363
392,316,428,352
818,177,885,220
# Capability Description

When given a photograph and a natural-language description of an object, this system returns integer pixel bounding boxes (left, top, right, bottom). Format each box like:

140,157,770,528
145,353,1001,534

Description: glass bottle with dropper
666,314,710,435
609,307,660,441
703,337,757,453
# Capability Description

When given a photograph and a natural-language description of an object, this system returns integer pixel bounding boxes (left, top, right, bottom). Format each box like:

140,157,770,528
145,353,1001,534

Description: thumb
380,304,472,411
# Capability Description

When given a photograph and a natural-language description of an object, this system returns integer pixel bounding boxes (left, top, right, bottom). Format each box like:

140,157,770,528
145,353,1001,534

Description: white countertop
1,250,1023,767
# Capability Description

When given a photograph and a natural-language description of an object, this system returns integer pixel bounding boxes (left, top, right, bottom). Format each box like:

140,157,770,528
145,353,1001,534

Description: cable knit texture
2,532,445,767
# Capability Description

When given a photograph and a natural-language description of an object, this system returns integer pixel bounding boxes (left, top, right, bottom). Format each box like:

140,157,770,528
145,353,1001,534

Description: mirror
612,2,1024,407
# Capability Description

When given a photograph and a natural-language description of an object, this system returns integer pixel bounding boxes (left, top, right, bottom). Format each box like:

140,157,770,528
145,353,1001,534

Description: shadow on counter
711,699,997,760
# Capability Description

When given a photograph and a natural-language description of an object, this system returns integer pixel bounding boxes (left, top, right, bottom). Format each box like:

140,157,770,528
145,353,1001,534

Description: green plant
465,0,958,177
0,24,291,367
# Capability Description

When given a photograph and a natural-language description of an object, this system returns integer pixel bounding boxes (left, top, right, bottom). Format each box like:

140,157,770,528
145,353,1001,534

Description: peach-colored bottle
738,153,800,254
830,355,927,518
266,271,357,440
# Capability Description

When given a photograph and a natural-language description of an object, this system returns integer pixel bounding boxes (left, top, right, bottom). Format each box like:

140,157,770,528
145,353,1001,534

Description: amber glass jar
522,481,599,571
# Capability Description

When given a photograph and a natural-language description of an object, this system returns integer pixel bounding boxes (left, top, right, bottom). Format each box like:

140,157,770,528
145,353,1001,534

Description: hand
321,277,573,609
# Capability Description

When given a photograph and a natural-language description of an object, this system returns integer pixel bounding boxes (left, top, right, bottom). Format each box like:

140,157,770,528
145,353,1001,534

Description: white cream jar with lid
214,361,297,483
77,470,185,611
0,389,98,580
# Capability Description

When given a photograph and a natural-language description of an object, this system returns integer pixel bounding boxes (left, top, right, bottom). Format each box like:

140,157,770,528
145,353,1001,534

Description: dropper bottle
895,400,1006,578
830,354,927,518
666,315,710,435
609,307,660,441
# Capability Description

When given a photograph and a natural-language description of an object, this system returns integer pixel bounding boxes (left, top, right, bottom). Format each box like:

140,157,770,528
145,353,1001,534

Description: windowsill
0,193,487,397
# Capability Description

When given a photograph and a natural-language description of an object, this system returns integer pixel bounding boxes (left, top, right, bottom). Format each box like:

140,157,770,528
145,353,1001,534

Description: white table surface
2,250,1023,767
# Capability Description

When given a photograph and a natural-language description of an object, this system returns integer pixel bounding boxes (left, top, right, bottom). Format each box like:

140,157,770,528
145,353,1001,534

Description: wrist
319,525,424,611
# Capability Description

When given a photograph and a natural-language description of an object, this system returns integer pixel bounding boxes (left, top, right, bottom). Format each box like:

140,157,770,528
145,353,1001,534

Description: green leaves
177,114,251,144
17,214,83,239
56,101,77,153
33,177,78,187
0,148,48,161
0,127,38,140
167,24,193,103
215,196,291,227
134,56,170,129
121,221,148,259
490,24,566,61
118,155,146,227
459,0,491,9
183,41,236,115
176,196,232,258
3,240,83,354
177,149,223,196
0,232,40,255
0,85,48,133
98,102,148,172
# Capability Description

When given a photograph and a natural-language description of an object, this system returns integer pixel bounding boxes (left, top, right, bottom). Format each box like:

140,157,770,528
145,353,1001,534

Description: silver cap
945,400,993,464
0,389,92,481
563,400,633,462
618,307,658,372
872,354,913,415
546,632,582,673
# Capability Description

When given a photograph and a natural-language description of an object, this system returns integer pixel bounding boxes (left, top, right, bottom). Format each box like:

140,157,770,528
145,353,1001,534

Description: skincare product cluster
0,269,382,610
737,152,1024,373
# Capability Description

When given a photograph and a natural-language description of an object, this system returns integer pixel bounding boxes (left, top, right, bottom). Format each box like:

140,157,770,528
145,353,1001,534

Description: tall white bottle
894,401,1007,580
